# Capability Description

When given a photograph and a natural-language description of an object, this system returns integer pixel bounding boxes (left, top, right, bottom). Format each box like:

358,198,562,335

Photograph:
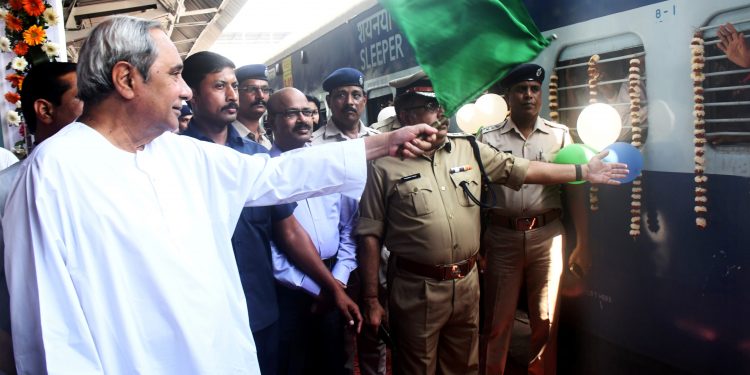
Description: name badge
400,173,421,182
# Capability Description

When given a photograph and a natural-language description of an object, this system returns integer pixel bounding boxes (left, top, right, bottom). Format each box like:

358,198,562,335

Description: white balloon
456,103,483,134
377,106,396,122
576,103,622,151
475,94,508,125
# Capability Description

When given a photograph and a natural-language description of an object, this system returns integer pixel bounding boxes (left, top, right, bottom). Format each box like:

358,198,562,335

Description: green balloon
553,144,596,184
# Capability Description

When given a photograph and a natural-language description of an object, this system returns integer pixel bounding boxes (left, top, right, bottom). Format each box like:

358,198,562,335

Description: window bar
703,84,750,92
703,101,750,107
553,52,646,70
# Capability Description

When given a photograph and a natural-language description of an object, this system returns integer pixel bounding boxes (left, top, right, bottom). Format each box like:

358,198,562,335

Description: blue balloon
602,142,643,183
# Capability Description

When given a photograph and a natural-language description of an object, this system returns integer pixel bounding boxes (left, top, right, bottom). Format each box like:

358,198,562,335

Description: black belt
488,209,561,231
396,253,477,281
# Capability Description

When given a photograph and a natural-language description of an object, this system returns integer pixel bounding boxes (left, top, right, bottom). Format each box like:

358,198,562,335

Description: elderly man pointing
2,16,437,374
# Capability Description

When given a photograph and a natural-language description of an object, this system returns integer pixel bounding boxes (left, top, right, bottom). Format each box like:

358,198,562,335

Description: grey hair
77,16,162,105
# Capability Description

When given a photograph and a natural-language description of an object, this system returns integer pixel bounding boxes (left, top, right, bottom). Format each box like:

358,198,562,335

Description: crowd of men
0,15,630,375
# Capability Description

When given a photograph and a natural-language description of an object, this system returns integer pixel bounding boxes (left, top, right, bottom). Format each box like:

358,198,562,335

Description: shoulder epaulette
480,119,509,134
542,118,569,130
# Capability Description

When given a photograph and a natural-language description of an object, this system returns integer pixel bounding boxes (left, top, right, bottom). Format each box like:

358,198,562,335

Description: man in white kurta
4,123,369,374
2,16,437,374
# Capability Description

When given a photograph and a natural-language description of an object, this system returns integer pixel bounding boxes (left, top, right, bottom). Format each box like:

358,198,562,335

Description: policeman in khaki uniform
311,67,380,144
357,70,625,375
477,64,590,375
311,67,386,375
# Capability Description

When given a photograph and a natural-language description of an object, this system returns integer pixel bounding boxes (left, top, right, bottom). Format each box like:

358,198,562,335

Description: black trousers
276,284,348,375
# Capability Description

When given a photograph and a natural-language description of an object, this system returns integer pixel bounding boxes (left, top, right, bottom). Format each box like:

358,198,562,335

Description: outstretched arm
363,123,437,160
524,151,628,185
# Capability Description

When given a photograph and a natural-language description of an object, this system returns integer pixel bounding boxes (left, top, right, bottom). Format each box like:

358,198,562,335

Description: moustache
293,123,311,132
222,102,239,111
251,99,266,107
343,106,358,114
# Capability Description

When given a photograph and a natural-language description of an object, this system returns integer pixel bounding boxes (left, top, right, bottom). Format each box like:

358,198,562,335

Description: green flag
380,0,550,116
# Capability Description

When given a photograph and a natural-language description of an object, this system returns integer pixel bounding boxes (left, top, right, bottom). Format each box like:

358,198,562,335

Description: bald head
267,87,307,113
267,87,314,151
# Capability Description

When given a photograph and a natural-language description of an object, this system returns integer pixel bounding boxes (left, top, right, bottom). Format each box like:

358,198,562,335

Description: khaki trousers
389,262,480,375
479,220,564,375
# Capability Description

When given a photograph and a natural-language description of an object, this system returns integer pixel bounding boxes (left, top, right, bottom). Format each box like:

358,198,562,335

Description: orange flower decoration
5,74,25,89
5,14,23,32
8,0,23,11
13,42,29,56
4,92,22,105
22,0,46,17
23,25,46,46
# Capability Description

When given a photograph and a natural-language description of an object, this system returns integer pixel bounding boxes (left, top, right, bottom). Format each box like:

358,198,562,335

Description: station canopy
63,0,244,60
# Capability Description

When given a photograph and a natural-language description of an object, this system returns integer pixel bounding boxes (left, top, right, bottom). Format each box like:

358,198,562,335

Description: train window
699,8,750,145
553,33,647,144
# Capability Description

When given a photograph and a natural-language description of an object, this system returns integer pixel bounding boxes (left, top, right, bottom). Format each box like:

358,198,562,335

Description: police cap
389,70,435,98
322,67,364,92
235,64,268,82
500,63,545,89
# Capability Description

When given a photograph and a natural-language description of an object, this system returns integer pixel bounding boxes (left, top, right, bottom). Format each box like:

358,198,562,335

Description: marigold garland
691,31,708,229
587,54,600,211
0,0,59,157
549,72,559,122
2,0,59,156
628,58,643,237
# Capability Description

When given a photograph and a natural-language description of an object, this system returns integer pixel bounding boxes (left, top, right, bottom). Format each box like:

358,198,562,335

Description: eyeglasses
403,100,442,113
310,110,319,116
272,109,315,120
238,85,272,94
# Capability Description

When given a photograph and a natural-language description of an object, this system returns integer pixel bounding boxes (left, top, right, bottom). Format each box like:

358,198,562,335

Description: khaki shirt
357,135,529,265
370,116,402,133
311,118,380,144
231,120,272,150
478,117,572,217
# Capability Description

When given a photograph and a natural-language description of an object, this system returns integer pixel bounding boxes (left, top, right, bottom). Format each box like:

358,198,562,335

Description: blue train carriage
536,1,750,373
266,0,750,373
265,0,418,124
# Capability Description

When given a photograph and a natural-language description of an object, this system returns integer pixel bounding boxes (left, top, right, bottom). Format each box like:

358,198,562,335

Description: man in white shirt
268,87,356,374
2,16,437,374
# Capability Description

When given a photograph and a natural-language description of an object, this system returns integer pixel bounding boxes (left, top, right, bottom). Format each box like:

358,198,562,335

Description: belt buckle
515,217,537,231
448,264,465,280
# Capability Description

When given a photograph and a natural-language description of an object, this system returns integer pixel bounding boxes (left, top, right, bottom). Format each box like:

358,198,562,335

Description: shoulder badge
542,118,569,130
480,119,509,134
